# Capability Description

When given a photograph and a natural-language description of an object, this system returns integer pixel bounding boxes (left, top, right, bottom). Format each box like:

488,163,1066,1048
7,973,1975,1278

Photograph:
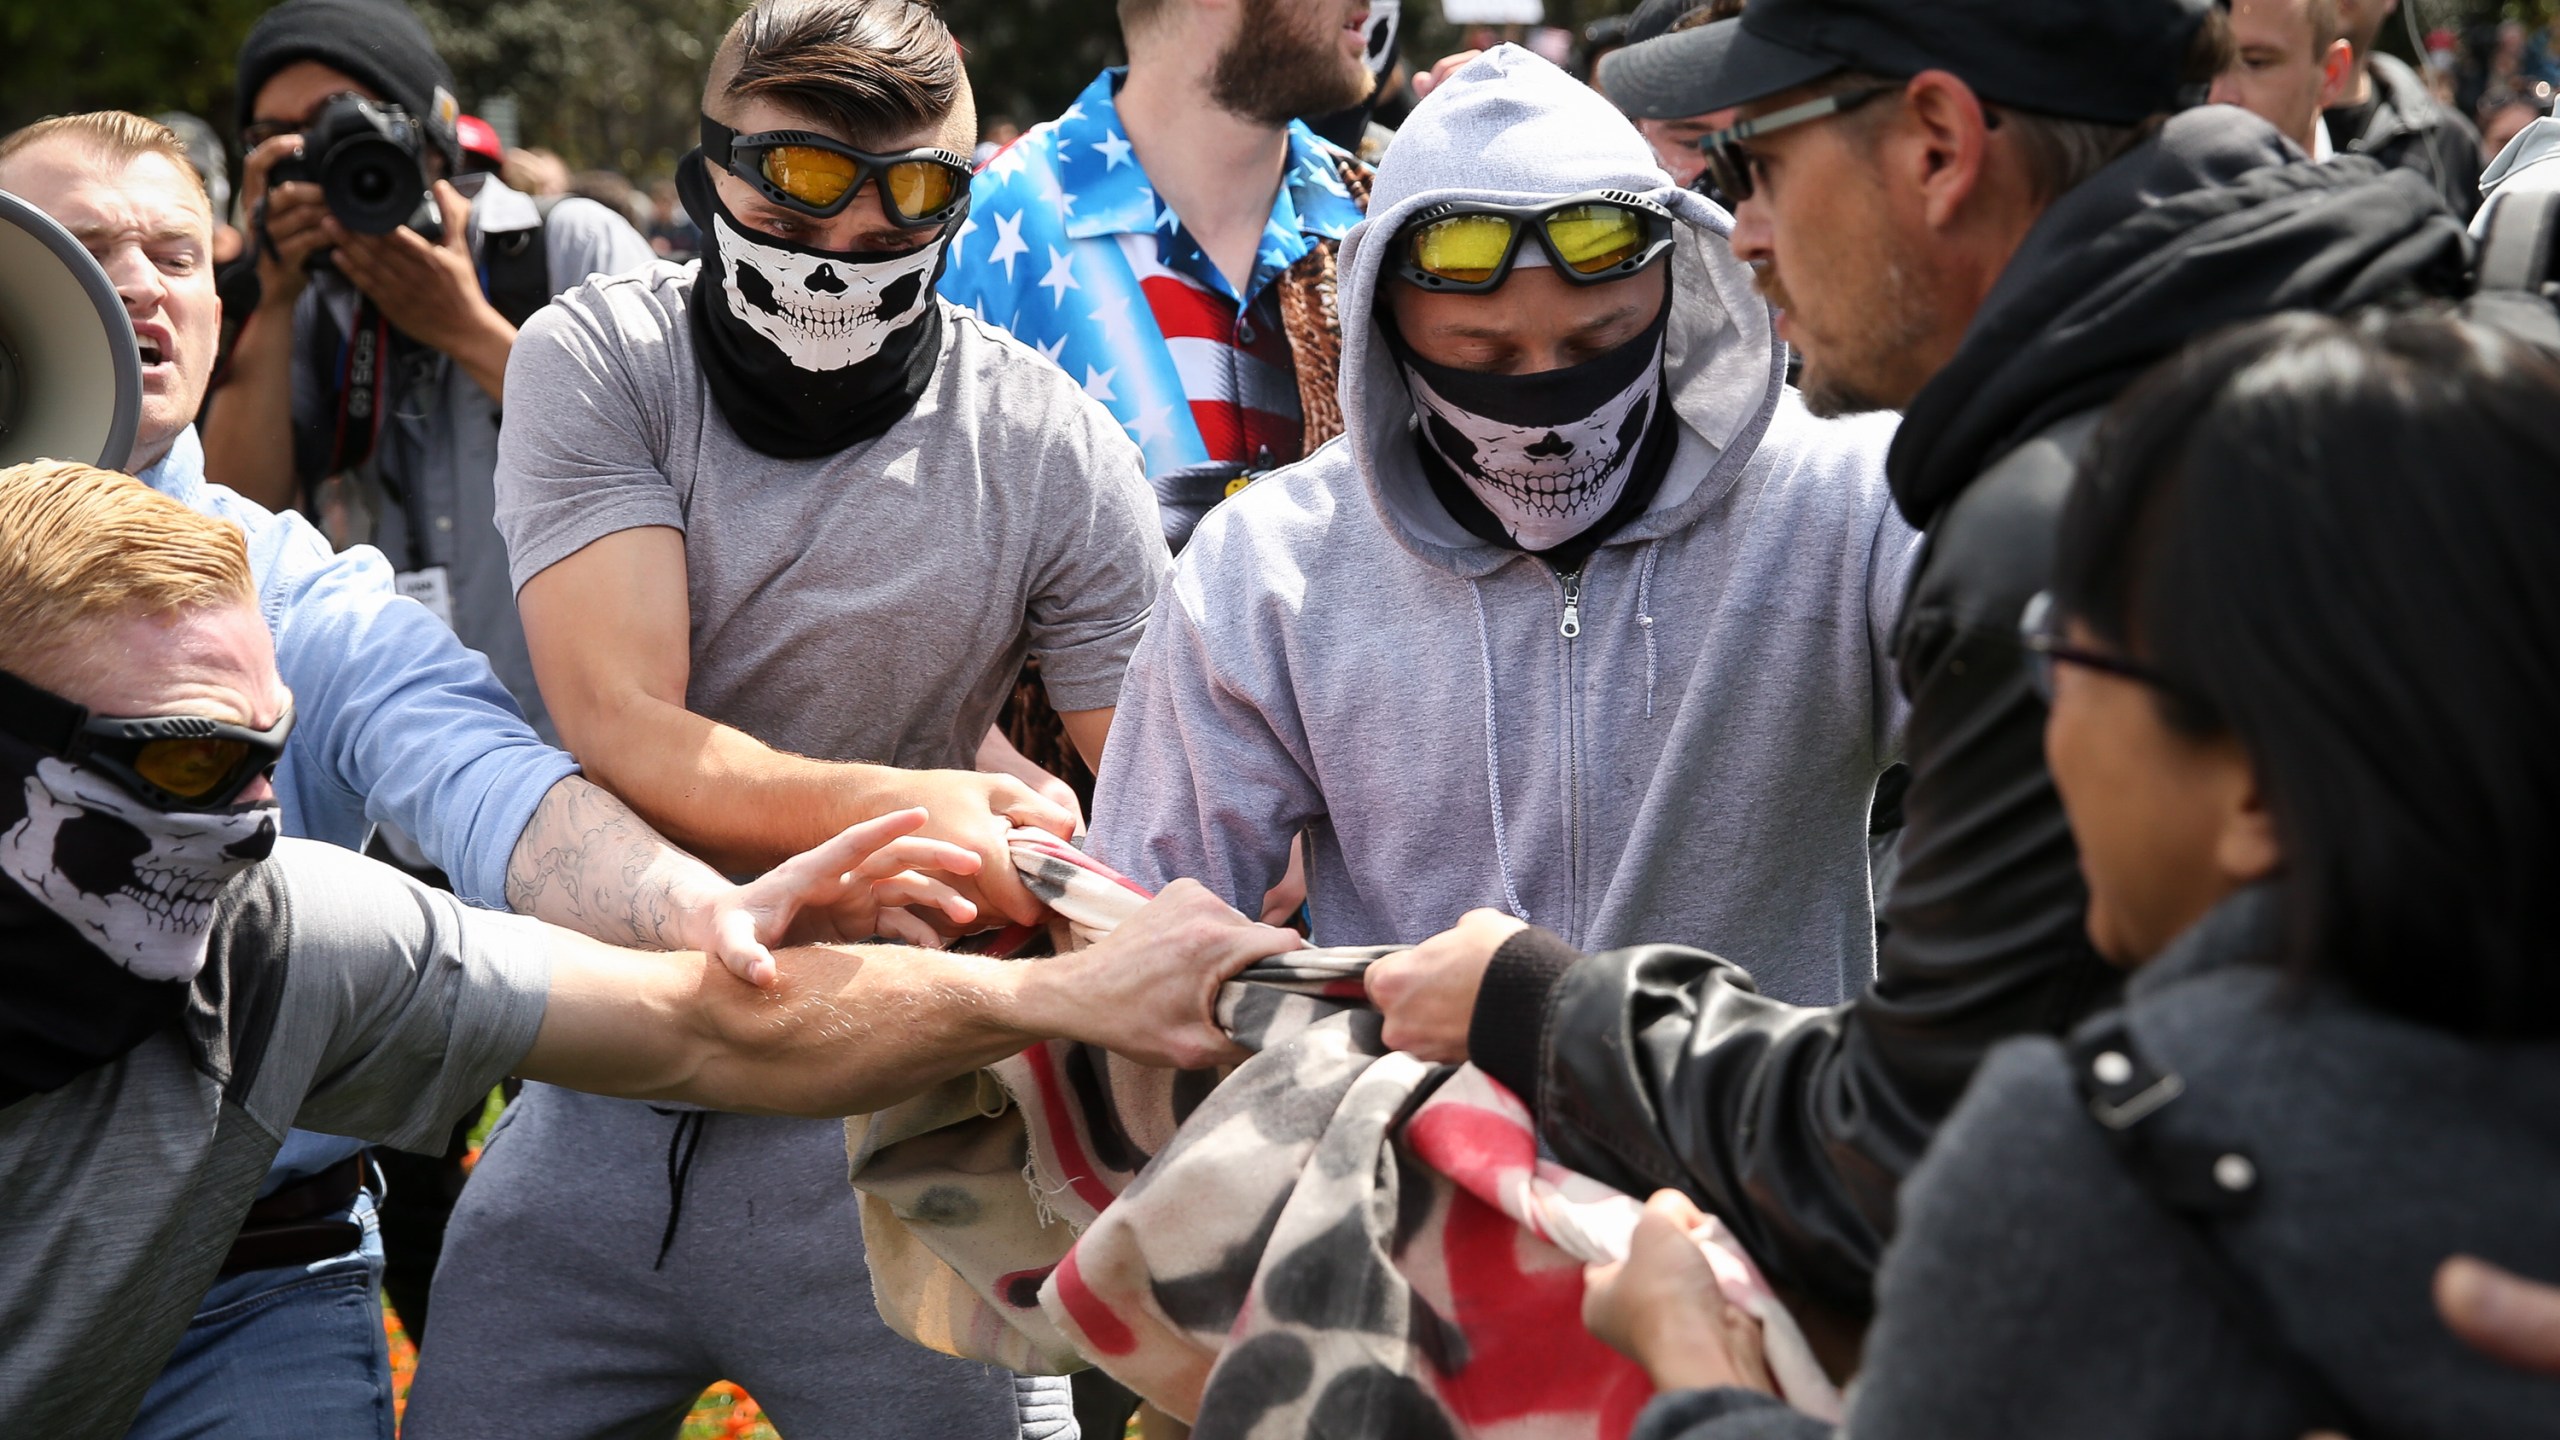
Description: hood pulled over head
1337,44,1785,573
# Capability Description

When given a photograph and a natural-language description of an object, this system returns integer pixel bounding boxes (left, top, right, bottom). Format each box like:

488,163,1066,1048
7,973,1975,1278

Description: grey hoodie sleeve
1864,494,1923,764
1086,562,1325,911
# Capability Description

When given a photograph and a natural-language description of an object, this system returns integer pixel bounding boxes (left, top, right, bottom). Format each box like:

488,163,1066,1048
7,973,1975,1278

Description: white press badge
396,565,456,628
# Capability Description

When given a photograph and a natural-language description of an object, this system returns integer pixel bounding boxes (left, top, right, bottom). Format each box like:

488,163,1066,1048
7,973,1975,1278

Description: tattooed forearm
504,776,727,950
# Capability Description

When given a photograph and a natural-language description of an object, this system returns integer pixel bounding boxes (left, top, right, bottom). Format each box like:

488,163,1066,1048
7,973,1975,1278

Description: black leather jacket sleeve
1504,416,2126,1318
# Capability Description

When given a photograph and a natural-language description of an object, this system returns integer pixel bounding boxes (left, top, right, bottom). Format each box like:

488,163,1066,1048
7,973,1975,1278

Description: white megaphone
0,187,142,471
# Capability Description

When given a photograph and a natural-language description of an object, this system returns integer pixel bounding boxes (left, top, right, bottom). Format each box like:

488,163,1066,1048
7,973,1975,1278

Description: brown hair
712,0,963,148
0,111,207,208
2306,0,2342,47
0,462,252,692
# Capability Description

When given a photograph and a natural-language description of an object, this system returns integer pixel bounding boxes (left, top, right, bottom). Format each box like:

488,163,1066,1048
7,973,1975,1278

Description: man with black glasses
1092,46,1913,1021
404,3,1173,1435
1367,0,2477,1331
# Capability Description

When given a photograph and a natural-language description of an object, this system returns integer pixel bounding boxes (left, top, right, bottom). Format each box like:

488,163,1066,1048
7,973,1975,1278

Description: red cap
456,114,504,164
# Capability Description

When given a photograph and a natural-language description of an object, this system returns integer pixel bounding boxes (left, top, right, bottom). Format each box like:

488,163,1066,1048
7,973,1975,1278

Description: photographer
202,0,651,742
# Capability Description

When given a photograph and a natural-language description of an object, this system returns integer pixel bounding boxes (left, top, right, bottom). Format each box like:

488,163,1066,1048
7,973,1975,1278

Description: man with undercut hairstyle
939,0,1378,553
0,109,1021,1440
2324,0,2485,216
405,3,1171,1436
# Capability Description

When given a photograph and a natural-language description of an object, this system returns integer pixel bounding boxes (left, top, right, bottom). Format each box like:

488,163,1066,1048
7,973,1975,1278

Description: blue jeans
126,1189,394,1440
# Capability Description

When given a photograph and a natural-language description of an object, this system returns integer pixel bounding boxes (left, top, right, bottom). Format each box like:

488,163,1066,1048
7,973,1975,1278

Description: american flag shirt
941,69,1366,493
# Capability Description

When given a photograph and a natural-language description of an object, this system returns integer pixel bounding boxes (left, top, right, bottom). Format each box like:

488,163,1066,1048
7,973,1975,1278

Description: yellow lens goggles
132,737,261,801
703,117,971,227
1398,197,1673,293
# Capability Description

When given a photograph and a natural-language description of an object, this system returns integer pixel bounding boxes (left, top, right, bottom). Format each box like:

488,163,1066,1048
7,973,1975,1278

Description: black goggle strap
0,666,91,758
701,114,739,172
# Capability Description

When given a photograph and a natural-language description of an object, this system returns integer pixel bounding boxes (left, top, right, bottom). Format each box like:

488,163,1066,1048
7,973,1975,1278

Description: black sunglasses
700,116,972,227
0,667,294,811
2017,592,2202,708
1697,84,1903,204
1392,192,1677,294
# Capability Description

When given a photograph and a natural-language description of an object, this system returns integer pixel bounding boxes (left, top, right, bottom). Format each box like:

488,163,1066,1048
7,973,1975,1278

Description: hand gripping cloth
845,832,1842,1434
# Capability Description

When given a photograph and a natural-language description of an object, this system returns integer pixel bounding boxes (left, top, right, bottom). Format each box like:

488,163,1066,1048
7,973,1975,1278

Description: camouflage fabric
847,832,1840,1434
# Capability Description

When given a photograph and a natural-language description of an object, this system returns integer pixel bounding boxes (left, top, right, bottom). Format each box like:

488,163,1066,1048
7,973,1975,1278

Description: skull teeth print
1406,351,1662,550
1464,456,1623,517
714,213,947,372
0,760,274,982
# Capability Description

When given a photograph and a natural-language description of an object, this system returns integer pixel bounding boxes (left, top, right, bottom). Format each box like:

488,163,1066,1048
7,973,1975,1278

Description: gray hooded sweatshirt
1087,46,1917,1004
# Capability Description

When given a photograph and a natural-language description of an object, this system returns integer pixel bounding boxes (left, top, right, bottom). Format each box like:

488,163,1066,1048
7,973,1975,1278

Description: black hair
2056,308,2560,1039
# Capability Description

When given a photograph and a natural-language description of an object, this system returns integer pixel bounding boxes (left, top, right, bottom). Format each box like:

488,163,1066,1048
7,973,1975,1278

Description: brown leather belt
218,1153,366,1277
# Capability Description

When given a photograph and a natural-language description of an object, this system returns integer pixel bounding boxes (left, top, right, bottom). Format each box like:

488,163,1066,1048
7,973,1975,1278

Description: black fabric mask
678,152,952,460
0,722,276,1106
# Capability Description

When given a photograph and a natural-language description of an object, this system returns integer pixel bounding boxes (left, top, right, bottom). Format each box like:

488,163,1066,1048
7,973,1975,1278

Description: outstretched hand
694,809,982,987
1583,1190,1776,1397
1027,879,1307,1071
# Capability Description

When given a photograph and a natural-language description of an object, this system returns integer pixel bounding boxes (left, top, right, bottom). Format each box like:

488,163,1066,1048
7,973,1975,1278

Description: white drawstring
1469,579,1530,923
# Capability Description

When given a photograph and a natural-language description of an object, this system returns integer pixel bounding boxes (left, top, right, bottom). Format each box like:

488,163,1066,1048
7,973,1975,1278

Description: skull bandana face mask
678,152,956,459
0,757,277,982
0,716,277,1105
1393,292,1673,554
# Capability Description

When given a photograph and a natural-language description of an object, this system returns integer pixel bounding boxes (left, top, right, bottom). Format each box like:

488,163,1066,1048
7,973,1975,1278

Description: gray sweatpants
404,1085,1072,1439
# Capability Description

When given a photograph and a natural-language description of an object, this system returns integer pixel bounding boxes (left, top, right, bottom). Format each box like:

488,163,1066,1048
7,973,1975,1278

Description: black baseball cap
1603,0,2218,127
1626,0,1719,46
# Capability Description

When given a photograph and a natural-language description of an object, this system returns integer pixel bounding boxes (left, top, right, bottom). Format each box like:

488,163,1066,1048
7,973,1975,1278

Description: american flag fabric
938,69,1367,488
846,832,1842,1437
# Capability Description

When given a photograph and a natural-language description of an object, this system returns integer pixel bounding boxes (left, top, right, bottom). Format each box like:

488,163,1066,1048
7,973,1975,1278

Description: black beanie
234,0,462,170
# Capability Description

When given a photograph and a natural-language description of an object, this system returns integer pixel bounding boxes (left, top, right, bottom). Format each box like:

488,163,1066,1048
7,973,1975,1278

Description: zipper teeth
1561,568,1582,947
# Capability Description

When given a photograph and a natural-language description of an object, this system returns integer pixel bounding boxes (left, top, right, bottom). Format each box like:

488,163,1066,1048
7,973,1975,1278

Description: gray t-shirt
0,839,553,1438
494,266,1169,766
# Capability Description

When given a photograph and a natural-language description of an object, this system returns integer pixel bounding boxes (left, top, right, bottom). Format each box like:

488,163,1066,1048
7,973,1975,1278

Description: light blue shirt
138,426,577,1191
137,427,576,907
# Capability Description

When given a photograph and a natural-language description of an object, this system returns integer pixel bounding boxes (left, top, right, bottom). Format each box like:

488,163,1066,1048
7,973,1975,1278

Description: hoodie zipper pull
1559,570,1584,639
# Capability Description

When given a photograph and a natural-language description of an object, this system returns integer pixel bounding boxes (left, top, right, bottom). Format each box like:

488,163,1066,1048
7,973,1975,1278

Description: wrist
445,300,516,378
833,762,919,824
1634,1308,1744,1393
1468,925,1580,1100
993,951,1074,1047
660,869,734,955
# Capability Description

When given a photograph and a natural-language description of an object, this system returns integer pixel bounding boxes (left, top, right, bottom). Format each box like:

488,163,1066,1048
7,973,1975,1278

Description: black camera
270,93,444,241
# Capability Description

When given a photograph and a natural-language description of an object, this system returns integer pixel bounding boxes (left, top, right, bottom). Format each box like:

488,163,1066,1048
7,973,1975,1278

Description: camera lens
347,164,396,206
322,135,428,235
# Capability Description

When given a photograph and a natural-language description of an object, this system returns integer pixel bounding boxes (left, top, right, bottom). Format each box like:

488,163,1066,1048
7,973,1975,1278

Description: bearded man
940,0,1379,552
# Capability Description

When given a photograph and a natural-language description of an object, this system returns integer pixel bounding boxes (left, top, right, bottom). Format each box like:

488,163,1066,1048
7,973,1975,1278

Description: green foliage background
0,0,2534,180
